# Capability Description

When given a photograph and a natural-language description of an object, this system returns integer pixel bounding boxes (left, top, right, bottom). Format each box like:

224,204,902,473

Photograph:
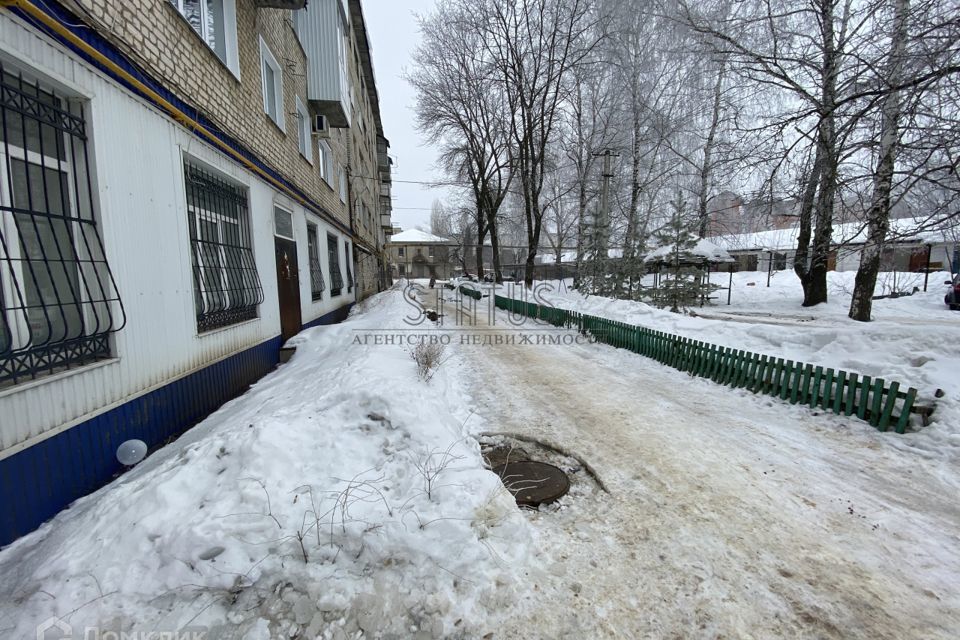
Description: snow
709,217,951,252
4,280,960,638
460,308,960,638
388,229,450,244
0,287,530,639
644,237,734,263
499,270,960,461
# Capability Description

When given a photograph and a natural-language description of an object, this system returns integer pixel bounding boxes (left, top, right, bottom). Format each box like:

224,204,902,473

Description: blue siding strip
303,303,354,330
0,336,282,548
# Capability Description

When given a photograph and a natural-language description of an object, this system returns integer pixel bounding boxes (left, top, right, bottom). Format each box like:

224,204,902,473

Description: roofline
348,0,385,138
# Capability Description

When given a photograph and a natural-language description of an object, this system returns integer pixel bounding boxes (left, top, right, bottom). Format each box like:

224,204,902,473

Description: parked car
945,275,960,310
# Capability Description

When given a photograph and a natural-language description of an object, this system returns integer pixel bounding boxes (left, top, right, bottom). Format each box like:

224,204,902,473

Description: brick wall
72,0,384,238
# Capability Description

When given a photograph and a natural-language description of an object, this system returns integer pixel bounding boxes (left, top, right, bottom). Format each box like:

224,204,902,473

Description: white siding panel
0,14,288,454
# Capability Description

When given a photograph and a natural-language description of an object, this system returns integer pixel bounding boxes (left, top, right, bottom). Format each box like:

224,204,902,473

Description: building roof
707,217,948,253
388,229,450,244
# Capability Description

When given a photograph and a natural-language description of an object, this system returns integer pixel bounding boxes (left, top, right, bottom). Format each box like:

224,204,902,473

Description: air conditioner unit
311,114,330,138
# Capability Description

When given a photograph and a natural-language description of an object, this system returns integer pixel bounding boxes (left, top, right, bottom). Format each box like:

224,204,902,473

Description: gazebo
643,238,734,308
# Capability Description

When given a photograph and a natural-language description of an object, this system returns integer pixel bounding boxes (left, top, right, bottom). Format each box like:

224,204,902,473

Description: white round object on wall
116,439,148,466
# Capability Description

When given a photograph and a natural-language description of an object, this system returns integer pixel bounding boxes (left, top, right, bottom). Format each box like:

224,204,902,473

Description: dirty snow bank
0,286,529,639
497,271,960,461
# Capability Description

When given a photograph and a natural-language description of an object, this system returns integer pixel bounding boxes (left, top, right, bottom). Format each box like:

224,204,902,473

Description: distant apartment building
0,0,392,544
388,229,452,279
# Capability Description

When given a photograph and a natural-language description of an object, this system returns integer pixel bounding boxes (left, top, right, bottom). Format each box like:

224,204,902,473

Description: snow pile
0,287,529,639
643,237,734,263
500,271,960,460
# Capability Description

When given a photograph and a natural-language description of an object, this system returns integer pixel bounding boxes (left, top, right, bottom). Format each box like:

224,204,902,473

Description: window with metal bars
327,233,343,296
344,242,353,293
306,223,325,301
0,63,126,385
183,160,263,332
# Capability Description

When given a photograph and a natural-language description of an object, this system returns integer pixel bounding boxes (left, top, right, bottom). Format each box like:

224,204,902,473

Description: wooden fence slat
821,368,835,410
832,371,847,415
845,373,858,416
870,379,886,427
769,359,784,396
878,381,900,431
789,362,803,404
752,356,769,393
895,388,917,434
798,364,812,404
780,361,794,400
810,367,824,407
857,376,872,421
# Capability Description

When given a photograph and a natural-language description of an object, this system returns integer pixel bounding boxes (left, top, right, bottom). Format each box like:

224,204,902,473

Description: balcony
297,0,352,127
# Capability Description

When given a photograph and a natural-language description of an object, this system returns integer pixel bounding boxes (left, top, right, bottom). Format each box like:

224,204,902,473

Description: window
168,1,238,74
260,38,284,129
274,206,294,240
428,245,435,258
397,247,404,258
306,223,325,301
295,97,311,163
0,64,125,385
344,242,353,293
184,161,263,332
327,234,344,296
318,141,331,184
399,264,405,276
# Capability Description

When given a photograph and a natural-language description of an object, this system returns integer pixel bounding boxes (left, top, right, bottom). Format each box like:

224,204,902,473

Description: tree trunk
487,203,503,282
698,61,727,237
475,218,487,280
802,0,840,307
849,0,910,322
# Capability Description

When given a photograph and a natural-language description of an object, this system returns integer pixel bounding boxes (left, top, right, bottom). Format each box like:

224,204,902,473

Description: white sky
364,0,448,232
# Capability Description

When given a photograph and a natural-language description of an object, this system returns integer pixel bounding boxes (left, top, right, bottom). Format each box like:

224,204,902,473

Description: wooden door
275,236,302,341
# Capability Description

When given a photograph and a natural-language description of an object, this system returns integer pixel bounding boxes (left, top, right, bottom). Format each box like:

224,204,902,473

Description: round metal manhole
493,460,570,506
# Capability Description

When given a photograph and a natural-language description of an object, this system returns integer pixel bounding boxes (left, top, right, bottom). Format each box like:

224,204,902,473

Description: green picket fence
458,285,920,434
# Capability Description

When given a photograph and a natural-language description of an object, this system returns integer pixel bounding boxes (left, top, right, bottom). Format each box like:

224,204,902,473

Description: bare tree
409,2,514,280
848,0,912,321
476,0,601,286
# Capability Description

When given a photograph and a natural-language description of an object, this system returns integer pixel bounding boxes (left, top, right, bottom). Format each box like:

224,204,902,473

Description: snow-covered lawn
0,288,529,639
497,270,960,461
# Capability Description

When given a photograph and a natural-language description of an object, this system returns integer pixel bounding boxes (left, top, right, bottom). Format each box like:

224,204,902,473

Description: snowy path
454,301,960,639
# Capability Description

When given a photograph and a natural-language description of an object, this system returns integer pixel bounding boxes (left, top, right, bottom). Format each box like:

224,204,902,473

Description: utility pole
591,149,619,288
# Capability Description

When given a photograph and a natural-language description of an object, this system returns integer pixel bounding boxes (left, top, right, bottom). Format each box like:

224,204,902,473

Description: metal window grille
344,243,353,292
184,161,263,332
307,224,325,301
327,234,343,296
0,64,126,385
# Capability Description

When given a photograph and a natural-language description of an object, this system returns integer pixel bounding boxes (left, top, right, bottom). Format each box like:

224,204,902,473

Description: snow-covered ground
3,280,959,639
496,270,960,461
452,286,960,638
0,287,530,639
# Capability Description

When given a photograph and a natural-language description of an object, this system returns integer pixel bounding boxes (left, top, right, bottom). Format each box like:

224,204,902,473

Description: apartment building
0,0,392,545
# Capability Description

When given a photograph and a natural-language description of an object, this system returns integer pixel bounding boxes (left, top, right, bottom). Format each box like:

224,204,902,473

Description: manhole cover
493,460,570,506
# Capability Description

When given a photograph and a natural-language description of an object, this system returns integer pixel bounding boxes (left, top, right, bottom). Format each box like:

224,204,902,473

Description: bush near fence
458,285,920,434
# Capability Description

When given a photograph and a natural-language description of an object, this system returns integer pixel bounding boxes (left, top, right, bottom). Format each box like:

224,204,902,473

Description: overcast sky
364,1,446,232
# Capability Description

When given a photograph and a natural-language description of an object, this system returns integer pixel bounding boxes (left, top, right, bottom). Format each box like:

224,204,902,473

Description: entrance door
274,236,302,341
